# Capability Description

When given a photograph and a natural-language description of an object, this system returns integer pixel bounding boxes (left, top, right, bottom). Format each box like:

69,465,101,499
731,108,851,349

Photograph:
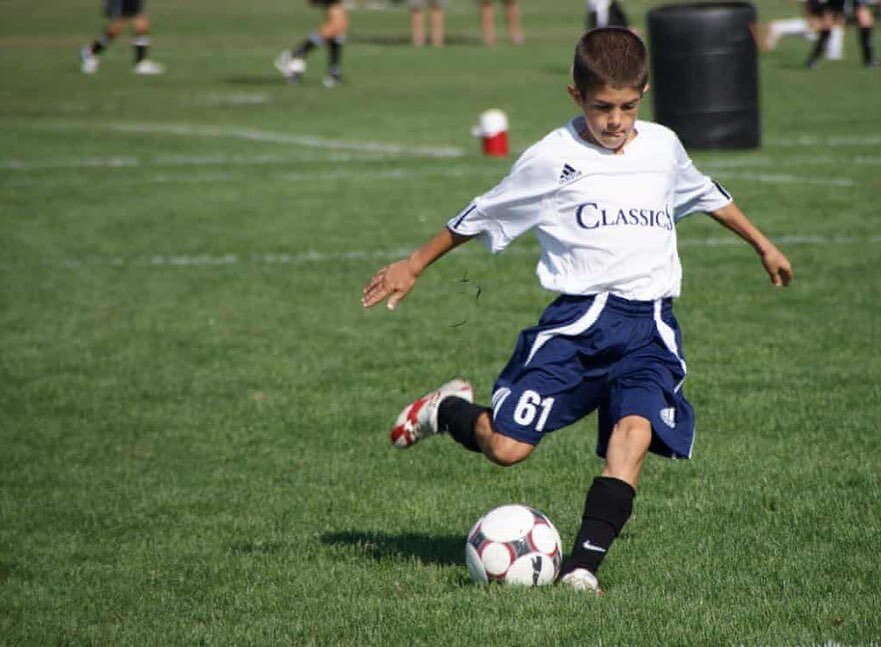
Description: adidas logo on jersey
558,163,582,184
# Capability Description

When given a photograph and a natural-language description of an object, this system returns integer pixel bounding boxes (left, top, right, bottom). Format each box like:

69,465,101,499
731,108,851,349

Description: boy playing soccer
361,28,793,593
80,0,164,75
275,0,349,88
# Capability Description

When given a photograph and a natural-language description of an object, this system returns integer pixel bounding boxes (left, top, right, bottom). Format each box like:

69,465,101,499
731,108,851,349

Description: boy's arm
709,202,793,287
362,227,474,310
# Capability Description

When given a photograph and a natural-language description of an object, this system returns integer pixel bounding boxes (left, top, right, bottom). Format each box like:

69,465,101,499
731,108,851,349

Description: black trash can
647,2,760,149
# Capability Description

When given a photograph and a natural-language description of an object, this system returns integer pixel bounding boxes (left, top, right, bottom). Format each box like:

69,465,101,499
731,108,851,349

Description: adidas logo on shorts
659,407,676,429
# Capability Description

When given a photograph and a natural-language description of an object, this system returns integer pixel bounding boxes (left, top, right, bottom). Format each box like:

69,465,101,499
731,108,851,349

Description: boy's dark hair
572,28,648,97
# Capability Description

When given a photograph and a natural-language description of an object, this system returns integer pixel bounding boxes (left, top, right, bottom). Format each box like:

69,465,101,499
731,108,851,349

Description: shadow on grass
321,530,462,566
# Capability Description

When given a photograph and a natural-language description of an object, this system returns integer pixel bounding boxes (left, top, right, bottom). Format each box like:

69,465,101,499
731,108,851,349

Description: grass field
2,0,881,644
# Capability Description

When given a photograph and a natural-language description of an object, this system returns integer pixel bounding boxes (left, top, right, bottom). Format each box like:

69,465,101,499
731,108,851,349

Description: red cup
473,109,509,157
482,131,509,157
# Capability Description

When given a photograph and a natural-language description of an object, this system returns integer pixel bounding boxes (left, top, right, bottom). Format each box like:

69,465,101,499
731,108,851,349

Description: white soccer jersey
448,118,732,301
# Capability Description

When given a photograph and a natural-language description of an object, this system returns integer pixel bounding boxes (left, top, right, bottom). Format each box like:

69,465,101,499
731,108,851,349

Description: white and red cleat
390,379,473,448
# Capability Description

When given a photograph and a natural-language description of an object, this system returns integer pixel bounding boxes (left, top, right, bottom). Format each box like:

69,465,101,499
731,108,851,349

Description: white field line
710,172,855,187
5,235,879,272
4,152,879,173
0,151,398,171
17,121,466,158
0,166,495,189
701,155,881,169
0,165,858,190
197,93,270,106
763,134,881,148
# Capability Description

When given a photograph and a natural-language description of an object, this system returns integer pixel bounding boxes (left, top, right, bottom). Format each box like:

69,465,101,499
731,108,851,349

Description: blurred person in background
761,0,843,60
409,0,447,47
410,0,446,47
805,0,878,67
479,0,525,46
80,0,164,75
275,0,349,87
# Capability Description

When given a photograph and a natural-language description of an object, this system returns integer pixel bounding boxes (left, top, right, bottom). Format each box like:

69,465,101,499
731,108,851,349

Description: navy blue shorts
490,293,695,459
104,0,143,18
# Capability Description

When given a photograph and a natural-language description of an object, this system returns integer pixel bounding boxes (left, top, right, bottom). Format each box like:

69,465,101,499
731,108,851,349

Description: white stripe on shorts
653,300,687,392
525,292,609,366
491,387,512,421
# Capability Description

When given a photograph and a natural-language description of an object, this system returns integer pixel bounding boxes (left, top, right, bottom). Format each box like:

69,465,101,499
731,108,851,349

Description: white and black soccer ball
465,504,562,586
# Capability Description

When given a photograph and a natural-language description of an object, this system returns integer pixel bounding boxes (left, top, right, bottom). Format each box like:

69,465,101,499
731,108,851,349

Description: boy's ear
642,83,651,95
567,83,583,105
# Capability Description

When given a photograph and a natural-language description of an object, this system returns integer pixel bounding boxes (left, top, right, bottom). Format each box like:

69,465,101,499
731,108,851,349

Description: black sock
133,36,149,64
328,35,345,72
91,32,111,55
293,33,321,58
807,29,831,65
437,396,487,453
859,27,874,64
564,477,635,575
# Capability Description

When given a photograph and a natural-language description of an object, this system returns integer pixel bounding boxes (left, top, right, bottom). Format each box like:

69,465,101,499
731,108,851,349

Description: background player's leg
562,416,650,584
806,12,833,68
321,4,348,86
856,4,879,65
503,0,525,45
430,4,445,47
479,1,496,46
410,6,426,47
81,17,125,74
93,18,125,53
130,13,163,74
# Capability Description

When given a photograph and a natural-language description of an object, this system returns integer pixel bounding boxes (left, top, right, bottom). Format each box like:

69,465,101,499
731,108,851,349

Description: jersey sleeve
446,145,557,253
672,136,733,221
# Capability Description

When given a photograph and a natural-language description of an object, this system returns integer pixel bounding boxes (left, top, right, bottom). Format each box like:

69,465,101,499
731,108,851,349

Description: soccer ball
465,504,562,586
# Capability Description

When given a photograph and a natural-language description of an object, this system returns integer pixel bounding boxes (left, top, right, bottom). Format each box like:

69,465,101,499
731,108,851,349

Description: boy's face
568,83,646,153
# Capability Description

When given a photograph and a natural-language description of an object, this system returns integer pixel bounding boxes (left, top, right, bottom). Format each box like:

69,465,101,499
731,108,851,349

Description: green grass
2,0,881,644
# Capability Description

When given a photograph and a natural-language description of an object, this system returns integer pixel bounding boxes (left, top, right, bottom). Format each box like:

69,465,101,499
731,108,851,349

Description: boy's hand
760,247,793,287
362,259,419,311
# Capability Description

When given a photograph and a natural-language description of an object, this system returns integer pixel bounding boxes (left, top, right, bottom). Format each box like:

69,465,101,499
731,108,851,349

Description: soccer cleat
80,47,100,74
274,50,306,82
390,379,473,448
322,70,342,88
133,59,165,75
559,567,603,595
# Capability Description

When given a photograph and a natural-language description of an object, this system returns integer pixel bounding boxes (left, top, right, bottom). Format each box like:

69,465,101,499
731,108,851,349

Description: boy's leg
559,415,650,591
91,18,125,53
856,4,878,65
430,4,445,47
443,404,534,466
389,380,534,466
503,0,525,45
130,13,163,73
81,17,125,74
321,4,347,85
411,7,426,47
807,8,838,67
479,1,496,46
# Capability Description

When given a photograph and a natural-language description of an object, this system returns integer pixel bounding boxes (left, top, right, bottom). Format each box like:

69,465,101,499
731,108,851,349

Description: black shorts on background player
104,0,143,18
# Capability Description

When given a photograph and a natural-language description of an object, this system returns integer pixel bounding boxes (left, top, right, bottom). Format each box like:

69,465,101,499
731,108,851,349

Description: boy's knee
131,15,150,34
107,20,126,37
484,434,534,466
